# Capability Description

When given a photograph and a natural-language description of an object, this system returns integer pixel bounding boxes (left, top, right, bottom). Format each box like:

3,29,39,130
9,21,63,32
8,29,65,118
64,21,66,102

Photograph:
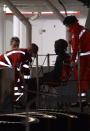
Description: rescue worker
0,37,38,108
63,15,90,98
21,43,38,81
0,37,38,83
9,37,23,88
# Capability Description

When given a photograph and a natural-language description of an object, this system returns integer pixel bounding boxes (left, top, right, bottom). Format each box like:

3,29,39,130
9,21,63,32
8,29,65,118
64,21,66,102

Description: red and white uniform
6,48,32,67
0,48,32,102
0,48,32,85
69,22,90,93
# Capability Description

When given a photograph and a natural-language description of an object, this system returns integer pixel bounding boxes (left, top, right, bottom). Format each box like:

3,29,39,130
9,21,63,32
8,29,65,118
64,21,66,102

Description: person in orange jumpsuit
63,15,90,98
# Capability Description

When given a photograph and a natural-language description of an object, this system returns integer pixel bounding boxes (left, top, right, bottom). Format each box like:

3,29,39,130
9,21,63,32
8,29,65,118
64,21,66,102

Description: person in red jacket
0,37,38,107
0,37,38,82
63,15,90,99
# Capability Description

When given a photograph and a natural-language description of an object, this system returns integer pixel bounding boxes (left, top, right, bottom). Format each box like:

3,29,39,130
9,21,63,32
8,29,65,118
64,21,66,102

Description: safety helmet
55,39,68,54
63,15,78,27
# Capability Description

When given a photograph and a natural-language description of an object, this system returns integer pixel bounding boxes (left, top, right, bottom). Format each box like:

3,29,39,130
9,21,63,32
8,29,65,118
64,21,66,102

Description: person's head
10,37,20,49
29,43,38,57
54,39,68,55
63,15,78,28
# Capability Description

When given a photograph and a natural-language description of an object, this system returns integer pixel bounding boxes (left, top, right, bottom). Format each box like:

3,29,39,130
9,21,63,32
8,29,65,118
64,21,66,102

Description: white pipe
26,24,32,46
2,0,32,47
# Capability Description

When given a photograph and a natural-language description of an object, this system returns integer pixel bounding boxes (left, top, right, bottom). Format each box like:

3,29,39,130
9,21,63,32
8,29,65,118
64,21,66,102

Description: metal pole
26,23,32,47
36,54,39,108
47,54,50,72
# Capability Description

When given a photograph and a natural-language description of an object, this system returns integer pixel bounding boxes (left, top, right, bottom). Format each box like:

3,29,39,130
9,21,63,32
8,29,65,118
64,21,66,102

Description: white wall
4,15,13,52
30,16,67,65
31,17,66,55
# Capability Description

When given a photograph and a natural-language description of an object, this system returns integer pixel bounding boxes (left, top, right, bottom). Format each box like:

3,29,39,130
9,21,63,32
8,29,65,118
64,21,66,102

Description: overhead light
60,11,80,14
41,11,80,15
5,11,80,15
4,6,80,15
41,12,53,14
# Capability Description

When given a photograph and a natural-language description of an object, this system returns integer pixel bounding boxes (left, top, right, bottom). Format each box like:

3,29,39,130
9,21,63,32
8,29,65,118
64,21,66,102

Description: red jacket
0,48,32,68
69,22,90,62
0,48,33,83
6,48,32,67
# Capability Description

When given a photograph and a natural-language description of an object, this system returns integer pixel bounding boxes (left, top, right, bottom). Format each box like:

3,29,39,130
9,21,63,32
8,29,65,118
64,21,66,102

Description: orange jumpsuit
69,22,90,93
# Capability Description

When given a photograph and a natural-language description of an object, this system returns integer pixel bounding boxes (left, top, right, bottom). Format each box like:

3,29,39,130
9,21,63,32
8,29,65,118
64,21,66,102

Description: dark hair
10,37,20,44
31,43,38,53
63,15,78,27
55,39,68,50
